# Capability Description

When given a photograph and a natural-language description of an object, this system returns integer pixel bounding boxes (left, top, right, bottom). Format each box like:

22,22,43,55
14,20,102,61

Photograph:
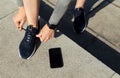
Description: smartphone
49,48,64,68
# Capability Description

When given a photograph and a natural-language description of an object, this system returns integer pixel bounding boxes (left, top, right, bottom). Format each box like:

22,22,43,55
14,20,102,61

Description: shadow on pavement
39,0,120,74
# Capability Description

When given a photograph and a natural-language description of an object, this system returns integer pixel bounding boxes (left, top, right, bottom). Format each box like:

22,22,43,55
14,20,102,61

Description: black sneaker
73,8,87,34
19,25,38,59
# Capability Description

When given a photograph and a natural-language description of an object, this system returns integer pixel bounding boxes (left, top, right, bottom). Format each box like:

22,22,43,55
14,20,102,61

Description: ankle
28,23,38,29
28,24,38,29
75,5,84,9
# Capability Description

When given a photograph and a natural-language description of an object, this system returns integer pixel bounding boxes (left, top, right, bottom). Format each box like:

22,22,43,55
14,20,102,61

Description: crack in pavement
0,9,17,20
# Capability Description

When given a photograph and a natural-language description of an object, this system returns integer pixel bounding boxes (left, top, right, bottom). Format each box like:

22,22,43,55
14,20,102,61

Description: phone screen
49,48,64,68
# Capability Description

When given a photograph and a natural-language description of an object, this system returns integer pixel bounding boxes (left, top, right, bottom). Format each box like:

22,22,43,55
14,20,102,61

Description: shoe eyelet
26,40,29,42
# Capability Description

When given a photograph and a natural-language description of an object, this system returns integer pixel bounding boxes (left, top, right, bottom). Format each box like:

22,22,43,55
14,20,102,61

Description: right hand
13,7,27,31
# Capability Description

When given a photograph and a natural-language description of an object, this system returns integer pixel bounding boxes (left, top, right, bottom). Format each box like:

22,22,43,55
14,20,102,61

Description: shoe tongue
27,25,37,34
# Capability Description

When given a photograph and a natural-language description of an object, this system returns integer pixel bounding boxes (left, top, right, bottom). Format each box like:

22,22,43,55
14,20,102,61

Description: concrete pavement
0,0,120,78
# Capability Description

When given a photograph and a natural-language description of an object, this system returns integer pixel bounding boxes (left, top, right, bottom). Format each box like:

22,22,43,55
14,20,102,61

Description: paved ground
0,0,120,78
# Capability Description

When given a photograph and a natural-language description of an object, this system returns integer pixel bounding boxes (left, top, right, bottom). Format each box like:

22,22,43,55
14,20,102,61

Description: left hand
13,7,27,31
36,24,55,42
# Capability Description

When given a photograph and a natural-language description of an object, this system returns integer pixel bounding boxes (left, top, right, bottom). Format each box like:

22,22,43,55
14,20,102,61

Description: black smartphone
49,48,64,68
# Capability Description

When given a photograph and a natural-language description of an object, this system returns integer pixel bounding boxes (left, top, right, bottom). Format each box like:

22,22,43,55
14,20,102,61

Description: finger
18,27,22,31
36,34,40,37
43,35,51,42
36,35,39,38
43,40,47,42
36,31,43,38
40,34,50,42
19,20,24,31
19,22,24,31
16,22,20,29
40,34,48,42
43,38,49,42
48,34,54,39
44,37,51,42
36,33,42,38
18,26,22,31
51,34,54,38
40,36,44,42
36,34,43,42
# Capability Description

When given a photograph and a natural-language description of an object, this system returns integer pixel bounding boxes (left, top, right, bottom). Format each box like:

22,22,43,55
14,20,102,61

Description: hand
13,7,27,31
36,24,55,42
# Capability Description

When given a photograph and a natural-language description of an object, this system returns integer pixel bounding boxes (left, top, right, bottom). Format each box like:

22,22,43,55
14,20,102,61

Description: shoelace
22,27,33,43
26,30,32,43
22,27,26,31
